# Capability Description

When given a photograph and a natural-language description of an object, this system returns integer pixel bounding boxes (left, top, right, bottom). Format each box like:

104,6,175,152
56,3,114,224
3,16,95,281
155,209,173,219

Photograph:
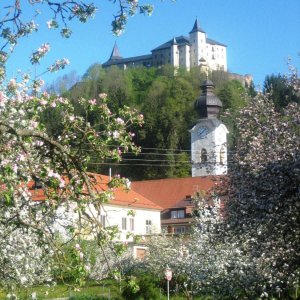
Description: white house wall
52,202,161,243
102,204,161,242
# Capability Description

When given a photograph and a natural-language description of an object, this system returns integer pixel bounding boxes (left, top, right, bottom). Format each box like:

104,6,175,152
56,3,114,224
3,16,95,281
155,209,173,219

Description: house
132,176,221,234
28,173,162,258
103,19,227,72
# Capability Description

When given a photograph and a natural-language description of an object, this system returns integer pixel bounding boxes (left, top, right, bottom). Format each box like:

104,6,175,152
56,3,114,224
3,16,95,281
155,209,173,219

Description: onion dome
194,80,223,119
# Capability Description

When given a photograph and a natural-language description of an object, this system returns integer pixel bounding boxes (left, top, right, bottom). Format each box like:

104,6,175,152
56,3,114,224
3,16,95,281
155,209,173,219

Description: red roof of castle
131,176,221,209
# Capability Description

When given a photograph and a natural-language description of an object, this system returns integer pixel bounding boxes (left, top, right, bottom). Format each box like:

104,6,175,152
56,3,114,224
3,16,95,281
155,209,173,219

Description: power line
88,161,234,167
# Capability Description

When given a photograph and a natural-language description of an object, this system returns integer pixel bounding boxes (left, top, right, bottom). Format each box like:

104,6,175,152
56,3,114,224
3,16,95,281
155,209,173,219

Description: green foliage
122,274,161,300
216,79,247,111
263,73,300,109
102,66,133,112
69,295,114,300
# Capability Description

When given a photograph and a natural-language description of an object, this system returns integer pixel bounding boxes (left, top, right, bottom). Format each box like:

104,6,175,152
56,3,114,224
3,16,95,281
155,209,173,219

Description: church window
220,146,226,165
201,149,208,163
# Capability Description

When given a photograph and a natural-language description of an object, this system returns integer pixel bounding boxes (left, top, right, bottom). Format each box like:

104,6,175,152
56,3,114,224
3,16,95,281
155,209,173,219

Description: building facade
103,19,227,72
132,176,220,234
29,173,162,259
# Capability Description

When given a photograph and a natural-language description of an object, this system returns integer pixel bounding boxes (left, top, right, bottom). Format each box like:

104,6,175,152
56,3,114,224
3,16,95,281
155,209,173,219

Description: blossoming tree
0,0,154,291
142,66,300,299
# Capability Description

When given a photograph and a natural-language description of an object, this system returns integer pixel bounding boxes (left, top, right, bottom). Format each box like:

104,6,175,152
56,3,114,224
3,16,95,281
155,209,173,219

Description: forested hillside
46,65,257,180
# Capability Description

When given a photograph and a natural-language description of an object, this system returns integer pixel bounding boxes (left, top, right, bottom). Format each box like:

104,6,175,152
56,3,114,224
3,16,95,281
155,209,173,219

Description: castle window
201,149,208,162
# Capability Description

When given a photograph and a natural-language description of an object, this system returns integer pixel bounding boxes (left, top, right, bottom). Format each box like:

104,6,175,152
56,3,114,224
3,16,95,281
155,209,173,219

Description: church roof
194,80,223,119
189,18,205,34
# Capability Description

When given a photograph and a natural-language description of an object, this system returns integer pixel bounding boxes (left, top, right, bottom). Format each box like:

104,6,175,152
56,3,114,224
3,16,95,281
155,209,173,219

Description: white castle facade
103,19,227,72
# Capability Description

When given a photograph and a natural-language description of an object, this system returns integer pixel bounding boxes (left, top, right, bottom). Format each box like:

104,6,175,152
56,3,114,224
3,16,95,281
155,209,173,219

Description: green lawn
0,280,209,300
0,280,120,300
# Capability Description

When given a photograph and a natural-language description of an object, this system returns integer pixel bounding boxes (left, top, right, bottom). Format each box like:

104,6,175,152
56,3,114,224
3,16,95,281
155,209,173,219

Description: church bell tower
190,80,228,177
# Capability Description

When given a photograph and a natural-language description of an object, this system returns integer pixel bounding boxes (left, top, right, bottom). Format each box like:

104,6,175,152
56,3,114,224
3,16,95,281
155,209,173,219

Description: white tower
190,80,228,177
170,37,179,68
189,18,206,68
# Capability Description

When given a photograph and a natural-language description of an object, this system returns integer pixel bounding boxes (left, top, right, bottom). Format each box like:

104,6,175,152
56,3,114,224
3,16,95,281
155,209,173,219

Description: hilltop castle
103,19,227,72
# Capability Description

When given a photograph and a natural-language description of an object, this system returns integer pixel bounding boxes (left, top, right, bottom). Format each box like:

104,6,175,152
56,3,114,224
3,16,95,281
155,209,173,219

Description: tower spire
189,18,205,34
194,80,223,119
109,42,122,60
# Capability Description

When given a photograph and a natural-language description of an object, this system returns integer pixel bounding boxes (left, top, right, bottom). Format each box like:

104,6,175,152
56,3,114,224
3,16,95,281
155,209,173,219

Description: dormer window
171,209,185,219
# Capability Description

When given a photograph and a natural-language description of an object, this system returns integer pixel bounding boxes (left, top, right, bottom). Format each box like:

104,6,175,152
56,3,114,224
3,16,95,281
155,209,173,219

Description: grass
0,280,209,300
0,280,120,300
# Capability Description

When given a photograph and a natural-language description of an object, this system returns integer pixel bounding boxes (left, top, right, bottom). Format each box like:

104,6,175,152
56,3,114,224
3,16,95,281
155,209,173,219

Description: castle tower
170,37,179,68
189,18,207,68
190,80,228,177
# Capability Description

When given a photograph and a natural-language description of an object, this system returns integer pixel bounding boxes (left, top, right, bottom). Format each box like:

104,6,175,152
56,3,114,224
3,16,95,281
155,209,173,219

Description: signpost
165,267,172,300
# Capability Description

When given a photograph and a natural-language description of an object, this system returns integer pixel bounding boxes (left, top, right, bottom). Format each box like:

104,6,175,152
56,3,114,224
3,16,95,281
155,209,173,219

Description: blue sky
5,0,300,88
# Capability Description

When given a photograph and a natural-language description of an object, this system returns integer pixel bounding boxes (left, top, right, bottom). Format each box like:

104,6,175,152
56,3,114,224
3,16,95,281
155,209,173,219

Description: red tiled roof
28,173,162,211
132,176,220,209
87,173,162,210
